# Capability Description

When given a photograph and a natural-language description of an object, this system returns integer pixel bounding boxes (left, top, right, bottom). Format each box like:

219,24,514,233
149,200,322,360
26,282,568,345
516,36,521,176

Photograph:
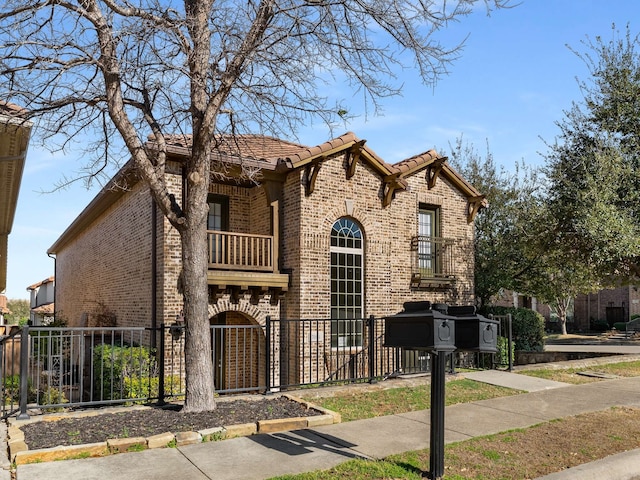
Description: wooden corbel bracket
345,140,366,179
304,160,322,196
467,196,485,223
426,157,447,189
382,175,403,207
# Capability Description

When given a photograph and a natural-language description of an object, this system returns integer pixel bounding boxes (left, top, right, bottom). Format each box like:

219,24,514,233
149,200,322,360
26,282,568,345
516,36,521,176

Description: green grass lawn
302,378,520,422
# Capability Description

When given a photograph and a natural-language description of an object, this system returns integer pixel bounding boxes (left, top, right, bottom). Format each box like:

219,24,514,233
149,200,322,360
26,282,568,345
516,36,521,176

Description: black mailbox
448,305,498,353
384,301,456,352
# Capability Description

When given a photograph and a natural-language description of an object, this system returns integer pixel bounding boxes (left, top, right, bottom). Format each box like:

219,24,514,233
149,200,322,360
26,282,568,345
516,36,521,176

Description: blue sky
5,0,639,300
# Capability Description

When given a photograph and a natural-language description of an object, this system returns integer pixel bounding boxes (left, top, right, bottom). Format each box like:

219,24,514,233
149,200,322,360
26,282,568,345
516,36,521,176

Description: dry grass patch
433,406,640,479
272,407,640,480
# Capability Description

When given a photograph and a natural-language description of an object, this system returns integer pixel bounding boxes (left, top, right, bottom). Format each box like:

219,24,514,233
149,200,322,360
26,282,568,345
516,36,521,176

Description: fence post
507,314,513,371
368,316,376,383
157,324,166,406
18,326,30,420
265,316,271,394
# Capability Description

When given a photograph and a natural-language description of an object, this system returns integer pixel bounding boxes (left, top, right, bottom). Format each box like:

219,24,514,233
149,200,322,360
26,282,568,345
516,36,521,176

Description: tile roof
159,134,308,162
32,302,54,315
154,131,484,203
394,150,441,175
154,131,445,181
27,276,55,291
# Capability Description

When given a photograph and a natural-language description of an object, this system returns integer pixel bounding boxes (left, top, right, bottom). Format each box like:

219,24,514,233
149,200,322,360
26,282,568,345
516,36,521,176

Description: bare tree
0,0,509,412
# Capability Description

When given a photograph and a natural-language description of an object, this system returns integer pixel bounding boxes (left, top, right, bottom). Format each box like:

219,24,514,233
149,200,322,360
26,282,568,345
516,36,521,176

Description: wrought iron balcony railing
410,235,456,287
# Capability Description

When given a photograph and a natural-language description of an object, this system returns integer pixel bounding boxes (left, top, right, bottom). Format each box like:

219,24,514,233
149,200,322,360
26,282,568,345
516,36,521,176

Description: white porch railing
207,231,275,272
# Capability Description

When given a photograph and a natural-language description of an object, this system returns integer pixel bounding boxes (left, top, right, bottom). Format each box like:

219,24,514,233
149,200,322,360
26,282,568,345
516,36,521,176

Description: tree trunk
181,186,216,412
557,303,568,336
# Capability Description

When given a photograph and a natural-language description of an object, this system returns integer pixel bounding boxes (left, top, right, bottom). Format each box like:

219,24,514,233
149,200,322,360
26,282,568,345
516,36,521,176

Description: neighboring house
574,285,640,329
27,276,55,326
492,290,552,322
48,132,486,388
0,102,32,304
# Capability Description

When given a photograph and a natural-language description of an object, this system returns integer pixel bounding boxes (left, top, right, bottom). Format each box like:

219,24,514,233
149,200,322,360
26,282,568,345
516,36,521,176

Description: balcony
207,231,289,304
410,235,457,289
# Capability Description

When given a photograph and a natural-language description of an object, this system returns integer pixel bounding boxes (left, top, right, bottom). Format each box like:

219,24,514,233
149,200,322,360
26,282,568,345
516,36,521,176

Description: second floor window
418,206,439,277
207,195,229,231
208,195,229,265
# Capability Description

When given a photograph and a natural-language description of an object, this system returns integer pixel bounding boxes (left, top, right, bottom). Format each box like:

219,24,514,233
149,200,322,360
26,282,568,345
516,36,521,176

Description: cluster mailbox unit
384,301,498,353
384,301,499,480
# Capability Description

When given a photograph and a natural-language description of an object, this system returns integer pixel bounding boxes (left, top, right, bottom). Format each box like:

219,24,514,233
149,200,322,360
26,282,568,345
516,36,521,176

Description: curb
7,397,340,466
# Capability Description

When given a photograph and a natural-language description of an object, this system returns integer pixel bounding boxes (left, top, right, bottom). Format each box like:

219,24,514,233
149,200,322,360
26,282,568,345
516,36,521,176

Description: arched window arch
330,218,364,348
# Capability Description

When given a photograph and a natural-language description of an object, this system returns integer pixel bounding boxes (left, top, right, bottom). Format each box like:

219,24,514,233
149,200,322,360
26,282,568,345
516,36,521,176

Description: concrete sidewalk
12,373,640,480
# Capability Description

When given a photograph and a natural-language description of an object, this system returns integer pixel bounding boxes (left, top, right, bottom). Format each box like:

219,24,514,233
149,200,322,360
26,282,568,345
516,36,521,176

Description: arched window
330,218,364,348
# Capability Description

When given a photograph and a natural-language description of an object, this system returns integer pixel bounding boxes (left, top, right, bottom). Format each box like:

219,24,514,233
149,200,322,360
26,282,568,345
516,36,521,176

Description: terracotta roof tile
394,149,441,174
32,303,54,315
158,134,308,161
27,276,54,291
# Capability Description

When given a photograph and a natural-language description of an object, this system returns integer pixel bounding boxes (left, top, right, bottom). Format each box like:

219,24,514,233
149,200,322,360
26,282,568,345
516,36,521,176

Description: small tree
1,0,509,412
5,298,29,325
447,137,543,307
544,25,640,282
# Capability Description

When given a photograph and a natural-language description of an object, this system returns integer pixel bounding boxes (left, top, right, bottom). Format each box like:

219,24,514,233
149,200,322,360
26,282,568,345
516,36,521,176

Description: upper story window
418,205,440,277
207,194,229,231
330,218,364,348
208,195,229,265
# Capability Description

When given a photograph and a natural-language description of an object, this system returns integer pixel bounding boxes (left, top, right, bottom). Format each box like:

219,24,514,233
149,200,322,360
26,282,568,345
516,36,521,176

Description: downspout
151,198,157,350
47,252,56,324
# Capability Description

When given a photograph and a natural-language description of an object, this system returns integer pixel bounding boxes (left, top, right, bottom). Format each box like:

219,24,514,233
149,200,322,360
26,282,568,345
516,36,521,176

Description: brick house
48,132,485,389
574,285,640,330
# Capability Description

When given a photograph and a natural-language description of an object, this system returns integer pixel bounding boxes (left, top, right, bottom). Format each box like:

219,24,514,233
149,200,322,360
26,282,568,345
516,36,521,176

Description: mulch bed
20,397,322,450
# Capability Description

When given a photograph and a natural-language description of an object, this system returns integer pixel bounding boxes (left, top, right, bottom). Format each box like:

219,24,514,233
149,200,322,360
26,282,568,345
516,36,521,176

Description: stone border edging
7,394,340,465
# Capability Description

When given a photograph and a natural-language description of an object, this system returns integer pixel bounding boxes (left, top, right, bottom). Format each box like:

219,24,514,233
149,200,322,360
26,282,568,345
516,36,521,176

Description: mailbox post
384,302,455,479
384,301,499,479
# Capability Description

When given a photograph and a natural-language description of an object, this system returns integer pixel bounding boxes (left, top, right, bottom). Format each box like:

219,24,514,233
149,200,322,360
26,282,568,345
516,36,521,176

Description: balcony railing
410,235,456,287
208,231,275,272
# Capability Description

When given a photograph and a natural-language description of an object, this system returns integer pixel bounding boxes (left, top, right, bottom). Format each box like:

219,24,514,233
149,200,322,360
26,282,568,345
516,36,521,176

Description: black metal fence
0,315,511,419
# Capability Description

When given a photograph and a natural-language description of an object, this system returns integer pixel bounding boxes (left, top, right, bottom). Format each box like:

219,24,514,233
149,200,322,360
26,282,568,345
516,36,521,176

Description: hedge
480,306,546,352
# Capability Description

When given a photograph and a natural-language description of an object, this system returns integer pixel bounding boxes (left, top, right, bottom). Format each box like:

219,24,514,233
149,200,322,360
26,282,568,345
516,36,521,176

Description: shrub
590,318,609,332
123,375,185,402
495,336,515,367
93,343,157,401
480,306,545,352
2,375,38,405
40,386,68,412
613,322,627,331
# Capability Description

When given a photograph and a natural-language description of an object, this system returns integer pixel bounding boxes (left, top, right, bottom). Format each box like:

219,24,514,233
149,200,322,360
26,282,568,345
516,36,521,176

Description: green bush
40,386,68,412
590,318,609,332
495,336,514,367
481,306,545,352
124,375,185,402
93,343,157,401
613,322,627,331
3,375,21,405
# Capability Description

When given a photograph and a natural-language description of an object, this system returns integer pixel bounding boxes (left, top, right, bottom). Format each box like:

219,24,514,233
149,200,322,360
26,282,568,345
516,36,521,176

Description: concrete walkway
11,372,640,480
